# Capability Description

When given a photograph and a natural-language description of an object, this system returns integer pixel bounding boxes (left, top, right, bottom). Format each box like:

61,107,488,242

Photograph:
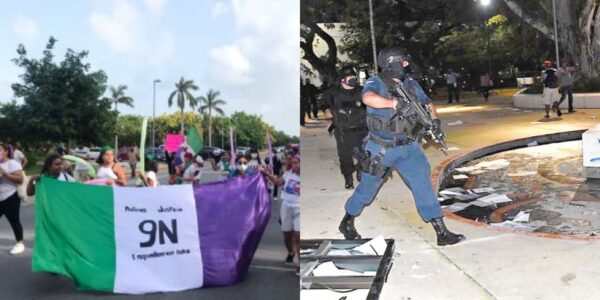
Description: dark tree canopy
5,36,116,147
301,0,558,82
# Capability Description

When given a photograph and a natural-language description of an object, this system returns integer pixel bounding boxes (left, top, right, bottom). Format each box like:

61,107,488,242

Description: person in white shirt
182,155,203,184
10,144,27,168
0,144,25,255
138,156,160,187
247,147,262,169
446,68,460,103
261,154,300,269
95,146,127,186
72,144,90,182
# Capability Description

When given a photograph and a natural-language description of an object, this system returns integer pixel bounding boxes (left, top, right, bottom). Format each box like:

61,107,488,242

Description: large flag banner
33,172,271,294
186,127,203,154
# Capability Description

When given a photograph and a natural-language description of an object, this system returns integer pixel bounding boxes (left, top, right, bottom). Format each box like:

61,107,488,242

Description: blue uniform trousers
344,139,443,222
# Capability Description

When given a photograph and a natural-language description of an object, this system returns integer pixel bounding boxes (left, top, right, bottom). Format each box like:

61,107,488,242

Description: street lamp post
152,79,161,149
552,0,560,68
221,118,225,149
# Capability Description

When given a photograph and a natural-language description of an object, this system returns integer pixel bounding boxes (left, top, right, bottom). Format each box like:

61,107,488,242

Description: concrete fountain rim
431,128,600,241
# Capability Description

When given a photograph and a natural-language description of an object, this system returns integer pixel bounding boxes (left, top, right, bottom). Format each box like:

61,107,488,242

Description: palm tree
198,89,226,146
106,85,134,113
168,77,198,132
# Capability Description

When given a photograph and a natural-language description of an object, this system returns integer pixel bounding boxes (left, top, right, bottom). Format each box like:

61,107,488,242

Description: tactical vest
365,76,423,141
331,87,367,132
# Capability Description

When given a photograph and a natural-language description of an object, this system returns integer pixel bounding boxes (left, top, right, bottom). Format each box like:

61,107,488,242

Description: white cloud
209,45,252,84
212,2,228,18
203,0,299,135
229,0,298,67
89,1,139,53
12,14,38,39
144,0,166,16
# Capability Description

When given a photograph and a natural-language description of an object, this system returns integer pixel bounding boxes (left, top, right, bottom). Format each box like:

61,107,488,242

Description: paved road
0,169,298,299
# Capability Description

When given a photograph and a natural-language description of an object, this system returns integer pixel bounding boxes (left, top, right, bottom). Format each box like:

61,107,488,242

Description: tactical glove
394,98,408,111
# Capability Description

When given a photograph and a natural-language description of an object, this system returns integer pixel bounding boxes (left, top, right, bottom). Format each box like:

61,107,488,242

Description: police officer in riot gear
338,47,465,246
324,65,368,189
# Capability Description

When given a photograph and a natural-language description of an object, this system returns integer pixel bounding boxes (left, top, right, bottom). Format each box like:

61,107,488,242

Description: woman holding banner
95,146,127,186
260,154,300,271
137,155,159,187
228,155,255,178
0,143,25,255
210,151,232,172
247,147,262,169
27,154,75,196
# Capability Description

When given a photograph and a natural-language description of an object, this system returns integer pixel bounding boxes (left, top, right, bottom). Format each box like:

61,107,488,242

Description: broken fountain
434,126,600,238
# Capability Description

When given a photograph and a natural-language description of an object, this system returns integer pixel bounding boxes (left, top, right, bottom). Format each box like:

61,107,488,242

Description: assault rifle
388,81,448,155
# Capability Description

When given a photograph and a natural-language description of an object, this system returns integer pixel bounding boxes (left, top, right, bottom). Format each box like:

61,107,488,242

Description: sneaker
557,109,562,117
285,252,294,265
544,114,550,119
10,242,25,255
295,266,300,276
552,102,558,112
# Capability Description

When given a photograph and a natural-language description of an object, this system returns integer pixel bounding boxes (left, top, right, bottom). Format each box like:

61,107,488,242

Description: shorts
280,202,300,232
542,87,560,105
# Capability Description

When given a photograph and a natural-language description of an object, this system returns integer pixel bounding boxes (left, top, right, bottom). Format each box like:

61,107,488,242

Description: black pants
300,100,308,125
558,85,574,111
447,84,459,103
335,129,368,183
482,86,490,100
310,99,319,119
0,192,23,241
166,159,174,175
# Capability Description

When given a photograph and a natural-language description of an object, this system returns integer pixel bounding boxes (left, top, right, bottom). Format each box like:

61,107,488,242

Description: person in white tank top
95,146,127,186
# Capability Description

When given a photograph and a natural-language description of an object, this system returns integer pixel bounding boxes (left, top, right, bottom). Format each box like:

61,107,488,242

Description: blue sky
0,0,299,135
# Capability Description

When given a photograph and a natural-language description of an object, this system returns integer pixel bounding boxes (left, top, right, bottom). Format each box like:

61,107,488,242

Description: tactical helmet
377,47,406,78
339,65,358,77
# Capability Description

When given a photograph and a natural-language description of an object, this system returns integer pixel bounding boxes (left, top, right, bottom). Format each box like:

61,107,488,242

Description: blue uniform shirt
361,75,431,140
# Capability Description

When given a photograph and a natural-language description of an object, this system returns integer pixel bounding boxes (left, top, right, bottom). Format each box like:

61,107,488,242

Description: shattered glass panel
441,140,600,237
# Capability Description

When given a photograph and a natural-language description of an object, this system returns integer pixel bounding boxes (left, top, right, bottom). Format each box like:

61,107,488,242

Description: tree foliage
105,85,134,113
115,115,147,147
301,0,559,81
197,89,226,147
168,77,198,132
502,0,600,77
136,111,298,150
6,36,116,147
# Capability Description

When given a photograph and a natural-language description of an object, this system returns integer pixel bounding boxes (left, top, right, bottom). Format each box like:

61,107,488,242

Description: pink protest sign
165,134,185,152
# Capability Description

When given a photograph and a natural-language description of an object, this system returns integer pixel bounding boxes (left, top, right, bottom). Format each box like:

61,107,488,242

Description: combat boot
339,213,361,240
431,217,465,246
344,175,354,189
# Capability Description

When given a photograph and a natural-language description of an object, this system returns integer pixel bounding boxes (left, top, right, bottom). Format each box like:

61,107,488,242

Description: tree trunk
503,0,600,77
180,108,184,133
300,21,339,82
208,108,212,147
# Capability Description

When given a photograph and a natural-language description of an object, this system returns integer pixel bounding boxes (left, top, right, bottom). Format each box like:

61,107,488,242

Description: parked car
89,147,101,161
236,146,251,157
145,147,166,162
117,148,129,162
274,146,286,153
199,146,224,161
